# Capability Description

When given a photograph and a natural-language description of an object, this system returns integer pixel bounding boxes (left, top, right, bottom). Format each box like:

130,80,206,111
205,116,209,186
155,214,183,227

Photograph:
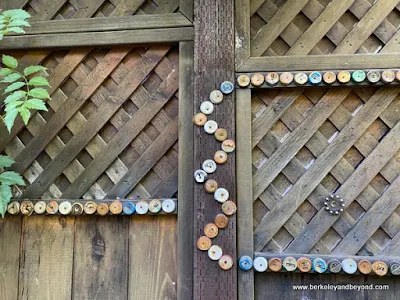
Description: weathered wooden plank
382,231,400,256
287,0,356,56
177,41,194,300
236,89,254,300
238,53,400,72
129,215,177,300
251,0,309,57
333,0,399,54
0,28,194,50
180,0,194,21
0,217,21,300
253,87,400,252
73,216,129,300
235,0,251,68
11,14,192,35
18,217,74,300
253,88,351,200
30,0,69,21
194,0,237,299
0,0,29,9
110,0,146,16
332,175,400,255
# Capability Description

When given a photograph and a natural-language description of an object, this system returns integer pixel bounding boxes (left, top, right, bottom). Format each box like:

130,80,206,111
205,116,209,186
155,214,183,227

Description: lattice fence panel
1,45,179,200
251,0,400,57
251,86,400,257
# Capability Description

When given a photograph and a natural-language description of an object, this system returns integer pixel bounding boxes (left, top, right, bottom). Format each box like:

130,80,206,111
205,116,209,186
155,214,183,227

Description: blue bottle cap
239,255,253,271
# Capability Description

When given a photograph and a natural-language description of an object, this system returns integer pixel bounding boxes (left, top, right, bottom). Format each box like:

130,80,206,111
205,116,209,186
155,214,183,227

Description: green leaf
0,171,25,186
18,106,31,125
0,68,13,76
0,155,14,168
5,100,23,111
4,81,25,93
23,99,48,111
23,65,47,76
3,109,18,132
1,72,22,83
2,54,18,69
3,9,31,20
4,91,26,104
4,27,25,34
28,76,50,87
28,88,50,99
0,183,12,218
8,20,30,27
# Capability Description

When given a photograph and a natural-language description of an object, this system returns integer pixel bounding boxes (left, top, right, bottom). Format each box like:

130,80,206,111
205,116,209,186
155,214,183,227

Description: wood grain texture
194,0,237,299
235,0,251,68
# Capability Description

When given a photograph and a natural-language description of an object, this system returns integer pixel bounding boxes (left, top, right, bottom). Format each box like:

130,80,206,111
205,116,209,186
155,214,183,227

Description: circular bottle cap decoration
309,71,322,84
123,202,136,215
266,72,279,85
221,139,236,153
200,101,214,115
215,213,229,228
372,261,388,276
202,159,217,174
253,257,268,272
283,257,297,272
220,81,234,95
214,150,228,164
294,72,308,85
214,128,228,142
389,261,400,275
46,200,59,214
7,201,20,215
351,70,366,83
237,74,250,87
221,200,237,216
367,70,381,83
219,255,234,270
337,71,351,83
34,201,46,215
97,203,109,216
197,236,212,251
208,245,223,260
280,72,294,85
192,112,207,126
358,259,372,275
71,202,84,215
148,199,162,214
204,179,219,193
313,258,327,273
251,73,265,87
342,258,357,274
109,200,123,215
136,200,149,215
21,201,34,216
210,90,223,104
323,71,336,84
59,201,72,215
382,70,395,83
204,120,218,134
162,199,175,213
239,256,253,271
328,259,342,273
268,258,282,272
324,194,345,215
214,188,229,203
396,70,400,82
194,169,207,183
297,257,312,272
204,223,219,238
84,201,97,215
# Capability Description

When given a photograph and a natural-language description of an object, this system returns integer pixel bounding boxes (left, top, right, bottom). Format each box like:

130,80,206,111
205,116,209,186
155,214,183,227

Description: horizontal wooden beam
238,54,400,72
255,252,399,276
0,27,194,50
11,13,193,35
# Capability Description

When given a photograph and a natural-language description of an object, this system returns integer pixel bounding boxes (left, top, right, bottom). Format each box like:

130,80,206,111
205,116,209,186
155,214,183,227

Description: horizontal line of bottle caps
239,254,400,276
236,69,400,88
6,199,177,216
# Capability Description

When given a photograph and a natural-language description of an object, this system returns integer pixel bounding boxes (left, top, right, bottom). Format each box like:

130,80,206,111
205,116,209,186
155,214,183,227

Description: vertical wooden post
193,1,237,299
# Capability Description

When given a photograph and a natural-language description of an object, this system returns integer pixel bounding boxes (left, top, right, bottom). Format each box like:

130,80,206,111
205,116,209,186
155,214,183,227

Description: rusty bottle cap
21,201,34,216
46,200,59,214
97,203,109,216
214,128,228,142
251,73,265,87
221,139,236,153
192,113,207,126
221,200,237,216
197,236,212,251
219,255,234,270
297,257,312,272
372,261,388,276
358,259,372,275
204,223,219,238
204,179,218,193
7,201,20,215
265,72,279,86
237,74,250,87
280,72,294,85
337,71,351,83
215,214,229,228
83,201,97,215
110,200,123,215
382,70,395,83
148,199,162,214
214,150,228,164
268,258,282,272
323,71,336,84
210,90,224,104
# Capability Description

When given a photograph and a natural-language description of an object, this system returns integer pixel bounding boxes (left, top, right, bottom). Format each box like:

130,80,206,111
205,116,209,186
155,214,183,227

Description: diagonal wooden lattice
0,45,179,200
251,86,400,258
250,0,400,57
